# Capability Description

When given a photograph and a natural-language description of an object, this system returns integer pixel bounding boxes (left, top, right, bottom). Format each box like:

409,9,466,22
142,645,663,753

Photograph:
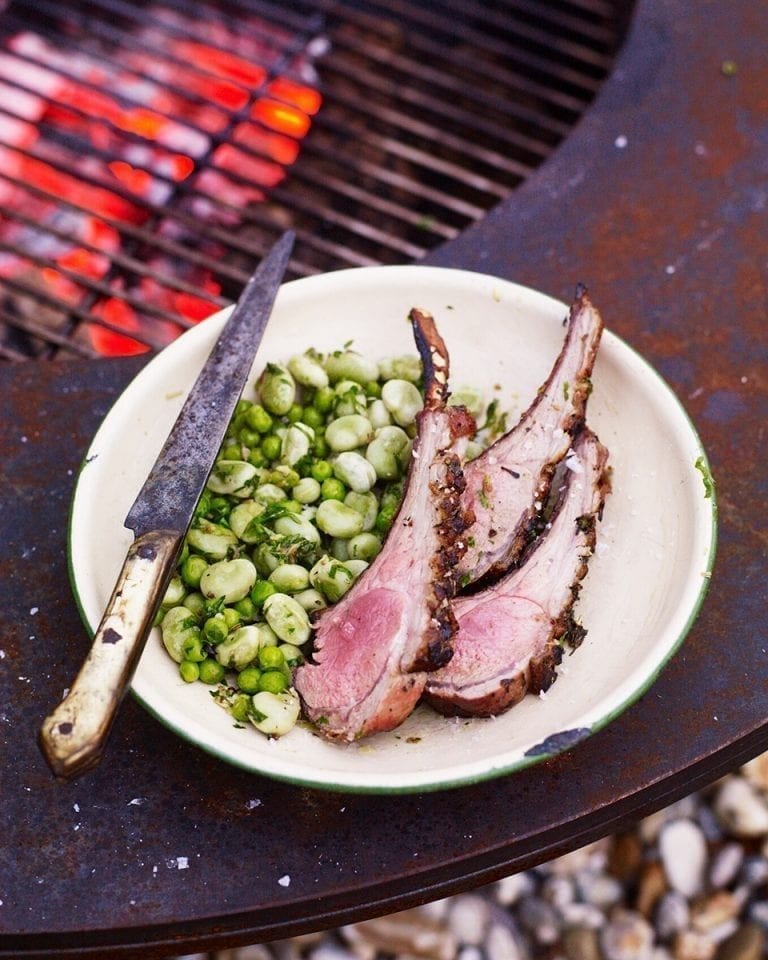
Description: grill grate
0,0,633,361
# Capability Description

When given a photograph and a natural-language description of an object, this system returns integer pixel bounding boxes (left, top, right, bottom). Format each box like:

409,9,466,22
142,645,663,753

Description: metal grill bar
0,0,633,360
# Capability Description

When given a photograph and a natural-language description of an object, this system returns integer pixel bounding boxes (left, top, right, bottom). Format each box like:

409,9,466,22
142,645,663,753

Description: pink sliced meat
294,308,475,741
424,428,610,718
459,285,604,587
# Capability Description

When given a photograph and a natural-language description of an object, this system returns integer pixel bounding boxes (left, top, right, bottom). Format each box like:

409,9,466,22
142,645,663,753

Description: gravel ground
175,756,768,960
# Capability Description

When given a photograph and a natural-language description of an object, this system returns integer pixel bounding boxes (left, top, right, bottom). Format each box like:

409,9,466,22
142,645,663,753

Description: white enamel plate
69,267,717,793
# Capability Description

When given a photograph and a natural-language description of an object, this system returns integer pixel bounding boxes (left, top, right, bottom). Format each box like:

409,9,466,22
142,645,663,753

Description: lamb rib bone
424,427,610,718
293,308,475,741
459,285,604,588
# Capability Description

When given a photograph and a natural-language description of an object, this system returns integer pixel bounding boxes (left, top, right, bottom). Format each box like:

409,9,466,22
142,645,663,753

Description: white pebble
709,843,745,888
447,896,490,945
600,910,654,960
655,891,690,940
659,819,708,897
278,874,291,887
486,922,528,960
495,872,537,906
715,777,768,836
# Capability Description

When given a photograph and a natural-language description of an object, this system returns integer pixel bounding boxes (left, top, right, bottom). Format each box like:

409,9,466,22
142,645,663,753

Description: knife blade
39,230,295,780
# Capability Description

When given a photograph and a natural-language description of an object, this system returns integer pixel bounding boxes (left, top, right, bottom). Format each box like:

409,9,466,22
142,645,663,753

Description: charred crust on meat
409,307,449,409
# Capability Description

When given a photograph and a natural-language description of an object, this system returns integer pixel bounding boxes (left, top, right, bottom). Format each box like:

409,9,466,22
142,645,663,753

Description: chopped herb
563,381,570,401
694,455,716,499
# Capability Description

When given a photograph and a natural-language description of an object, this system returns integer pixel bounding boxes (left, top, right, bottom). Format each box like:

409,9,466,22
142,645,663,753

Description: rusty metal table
2,0,767,956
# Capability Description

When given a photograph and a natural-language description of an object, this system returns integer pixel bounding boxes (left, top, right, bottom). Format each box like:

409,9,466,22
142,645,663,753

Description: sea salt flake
278,874,291,887
245,799,262,810
127,797,145,806
29,607,39,616
614,134,628,148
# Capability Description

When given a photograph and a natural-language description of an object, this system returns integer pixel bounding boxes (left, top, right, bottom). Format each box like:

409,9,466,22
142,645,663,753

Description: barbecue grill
3,0,768,957
0,0,631,360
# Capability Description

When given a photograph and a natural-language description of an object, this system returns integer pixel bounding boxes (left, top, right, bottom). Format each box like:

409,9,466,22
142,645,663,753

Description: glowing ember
0,7,323,356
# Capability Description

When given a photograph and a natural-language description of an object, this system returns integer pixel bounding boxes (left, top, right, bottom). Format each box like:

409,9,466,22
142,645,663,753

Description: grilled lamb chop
424,428,610,718
459,285,604,587
294,308,475,741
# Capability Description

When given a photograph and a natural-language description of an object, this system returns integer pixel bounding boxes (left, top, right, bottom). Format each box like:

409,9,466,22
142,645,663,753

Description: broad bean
334,380,367,417
292,588,327,614
260,364,296,415
315,499,364,538
309,554,355,602
449,386,485,417
263,593,312,645
161,606,202,664
229,500,266,542
332,451,377,493
324,350,379,385
287,353,329,389
381,379,423,426
344,491,378,531
281,423,314,466
200,557,257,604
367,398,392,429
348,532,382,561
207,460,258,497
249,690,300,736
187,518,238,560
161,575,185,608
216,623,276,670
365,425,411,479
379,355,422,383
325,414,374,452
254,483,287,504
268,563,310,593
292,477,321,504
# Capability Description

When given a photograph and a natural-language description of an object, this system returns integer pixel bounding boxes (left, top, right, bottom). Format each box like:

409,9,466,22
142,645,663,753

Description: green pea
182,592,206,619
251,579,277,607
261,435,282,462
239,427,261,449
182,634,206,663
181,555,208,589
203,614,228,645
222,443,242,461
313,435,329,459
313,385,335,413
258,670,288,694
247,447,266,468
179,660,200,683
258,645,285,670
311,460,333,482
365,380,382,398
223,607,242,630
286,403,304,423
321,477,346,501
302,407,325,430
244,404,274,433
237,666,262,694
199,658,226,685
233,597,257,622
230,693,251,722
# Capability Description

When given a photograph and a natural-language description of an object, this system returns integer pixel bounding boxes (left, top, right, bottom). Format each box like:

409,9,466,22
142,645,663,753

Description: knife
39,230,295,780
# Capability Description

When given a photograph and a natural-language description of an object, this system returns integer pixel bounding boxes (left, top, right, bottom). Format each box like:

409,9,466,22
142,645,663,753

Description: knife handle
39,529,184,780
